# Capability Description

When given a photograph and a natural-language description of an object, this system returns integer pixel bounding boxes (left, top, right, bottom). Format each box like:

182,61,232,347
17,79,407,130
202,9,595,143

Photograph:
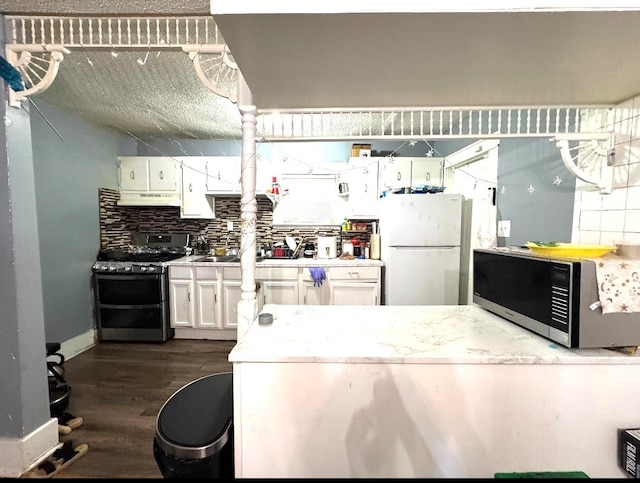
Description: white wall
573,96,640,245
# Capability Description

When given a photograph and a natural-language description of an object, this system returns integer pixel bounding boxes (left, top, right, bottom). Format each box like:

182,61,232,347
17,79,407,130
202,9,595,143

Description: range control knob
124,266,132,272
108,266,116,271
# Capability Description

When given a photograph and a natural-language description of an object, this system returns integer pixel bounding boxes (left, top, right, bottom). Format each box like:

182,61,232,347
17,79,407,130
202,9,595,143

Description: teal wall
30,100,128,343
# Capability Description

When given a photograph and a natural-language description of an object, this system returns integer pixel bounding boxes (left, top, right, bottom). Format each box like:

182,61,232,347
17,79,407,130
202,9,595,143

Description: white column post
236,70,259,341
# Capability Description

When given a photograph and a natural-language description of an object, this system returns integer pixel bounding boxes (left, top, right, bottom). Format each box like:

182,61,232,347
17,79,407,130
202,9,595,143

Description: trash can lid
156,372,233,457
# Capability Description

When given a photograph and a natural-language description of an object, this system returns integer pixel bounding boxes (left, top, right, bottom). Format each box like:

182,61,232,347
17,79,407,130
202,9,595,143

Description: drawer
256,267,299,281
328,266,379,281
195,266,218,279
301,267,329,282
223,267,242,279
169,266,193,279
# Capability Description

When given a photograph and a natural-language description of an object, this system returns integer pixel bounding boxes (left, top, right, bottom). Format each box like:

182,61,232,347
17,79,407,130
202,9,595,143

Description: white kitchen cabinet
301,269,328,305
260,280,299,305
180,158,215,218
256,267,299,305
411,157,443,188
206,156,242,194
379,157,412,193
329,281,379,305
169,266,196,328
196,279,219,329
378,157,443,195
118,156,178,192
327,266,380,305
193,267,220,330
343,157,379,218
222,267,242,329
170,266,222,329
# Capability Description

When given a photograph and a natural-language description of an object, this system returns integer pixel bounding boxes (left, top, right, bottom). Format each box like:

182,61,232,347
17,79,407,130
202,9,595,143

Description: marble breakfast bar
228,304,640,478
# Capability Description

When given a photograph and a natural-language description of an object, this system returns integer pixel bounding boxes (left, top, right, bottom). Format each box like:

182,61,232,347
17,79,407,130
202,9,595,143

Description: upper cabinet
342,157,379,218
118,156,179,192
179,157,215,219
411,157,444,188
206,156,242,194
378,156,443,195
117,156,181,206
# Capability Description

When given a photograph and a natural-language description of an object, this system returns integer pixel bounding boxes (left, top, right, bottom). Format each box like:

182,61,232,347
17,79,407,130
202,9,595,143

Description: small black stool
153,372,234,479
46,342,71,417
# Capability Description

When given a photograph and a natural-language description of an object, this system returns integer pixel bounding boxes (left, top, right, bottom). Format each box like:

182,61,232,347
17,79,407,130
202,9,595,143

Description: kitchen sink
196,255,240,263
195,255,266,263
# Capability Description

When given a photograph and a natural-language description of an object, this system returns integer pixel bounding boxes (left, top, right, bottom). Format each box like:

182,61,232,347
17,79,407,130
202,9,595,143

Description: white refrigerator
379,193,463,305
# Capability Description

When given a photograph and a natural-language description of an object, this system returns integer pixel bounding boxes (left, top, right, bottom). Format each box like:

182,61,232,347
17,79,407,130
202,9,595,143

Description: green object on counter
495,471,589,478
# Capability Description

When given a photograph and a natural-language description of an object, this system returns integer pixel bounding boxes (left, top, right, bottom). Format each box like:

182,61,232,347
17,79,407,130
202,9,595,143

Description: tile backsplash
572,95,640,245
98,188,344,251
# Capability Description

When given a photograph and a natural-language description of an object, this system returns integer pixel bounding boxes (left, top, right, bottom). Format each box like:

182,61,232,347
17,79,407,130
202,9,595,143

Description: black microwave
473,248,640,348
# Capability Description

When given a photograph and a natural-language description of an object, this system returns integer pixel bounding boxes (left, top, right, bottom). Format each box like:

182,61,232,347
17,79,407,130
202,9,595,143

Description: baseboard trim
58,328,96,361
0,417,59,477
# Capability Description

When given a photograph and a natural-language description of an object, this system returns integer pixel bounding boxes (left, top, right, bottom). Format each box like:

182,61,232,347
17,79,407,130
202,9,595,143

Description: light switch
497,220,511,238
227,221,233,231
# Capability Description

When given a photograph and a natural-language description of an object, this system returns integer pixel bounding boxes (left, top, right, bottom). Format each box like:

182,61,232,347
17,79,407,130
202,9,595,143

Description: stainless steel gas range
92,233,190,342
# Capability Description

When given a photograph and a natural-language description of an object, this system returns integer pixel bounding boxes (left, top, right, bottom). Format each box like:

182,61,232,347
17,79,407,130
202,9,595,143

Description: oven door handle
94,274,161,281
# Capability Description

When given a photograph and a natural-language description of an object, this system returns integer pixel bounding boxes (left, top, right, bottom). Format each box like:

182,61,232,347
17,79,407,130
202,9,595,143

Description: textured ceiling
2,1,241,140
38,50,242,140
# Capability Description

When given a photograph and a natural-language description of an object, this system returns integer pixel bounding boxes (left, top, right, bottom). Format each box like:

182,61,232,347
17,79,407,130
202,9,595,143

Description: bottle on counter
364,242,370,259
271,176,280,195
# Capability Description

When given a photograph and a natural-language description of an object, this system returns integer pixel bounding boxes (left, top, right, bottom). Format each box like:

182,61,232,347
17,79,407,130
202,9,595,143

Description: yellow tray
526,242,616,258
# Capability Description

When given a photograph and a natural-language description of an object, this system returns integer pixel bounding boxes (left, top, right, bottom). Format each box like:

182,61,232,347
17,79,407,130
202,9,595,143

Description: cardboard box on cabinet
351,143,371,158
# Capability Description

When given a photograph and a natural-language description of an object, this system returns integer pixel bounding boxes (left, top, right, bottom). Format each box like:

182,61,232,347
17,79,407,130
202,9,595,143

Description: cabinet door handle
364,183,368,193
189,183,193,192
425,172,431,181
188,292,191,302
397,172,401,181
130,171,135,180
159,170,164,180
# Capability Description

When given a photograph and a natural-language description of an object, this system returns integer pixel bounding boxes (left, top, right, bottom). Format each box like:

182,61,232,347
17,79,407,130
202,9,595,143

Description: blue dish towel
308,267,326,287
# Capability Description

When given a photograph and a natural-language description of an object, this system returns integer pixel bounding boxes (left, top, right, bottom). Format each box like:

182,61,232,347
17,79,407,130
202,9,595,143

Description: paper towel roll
370,233,381,260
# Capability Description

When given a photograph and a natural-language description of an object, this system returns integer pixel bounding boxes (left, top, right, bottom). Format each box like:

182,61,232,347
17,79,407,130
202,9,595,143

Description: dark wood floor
49,338,236,479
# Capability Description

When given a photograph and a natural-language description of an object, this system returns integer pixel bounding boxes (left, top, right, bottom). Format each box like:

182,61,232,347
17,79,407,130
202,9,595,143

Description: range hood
117,192,182,207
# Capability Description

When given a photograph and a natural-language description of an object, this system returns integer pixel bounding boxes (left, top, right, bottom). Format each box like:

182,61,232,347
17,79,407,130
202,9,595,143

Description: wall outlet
498,220,511,237
227,221,233,231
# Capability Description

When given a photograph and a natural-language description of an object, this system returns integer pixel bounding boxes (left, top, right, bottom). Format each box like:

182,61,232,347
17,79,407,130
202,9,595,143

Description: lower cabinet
169,265,236,340
301,269,328,305
327,266,380,305
256,267,299,305
169,263,381,339
258,265,381,306
168,266,196,328
222,267,242,330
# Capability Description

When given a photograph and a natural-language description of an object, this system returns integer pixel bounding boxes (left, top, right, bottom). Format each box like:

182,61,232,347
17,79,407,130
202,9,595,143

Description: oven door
93,272,172,342
94,273,165,305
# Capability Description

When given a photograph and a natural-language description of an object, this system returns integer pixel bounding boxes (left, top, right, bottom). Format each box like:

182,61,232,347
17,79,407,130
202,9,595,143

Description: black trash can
153,372,234,478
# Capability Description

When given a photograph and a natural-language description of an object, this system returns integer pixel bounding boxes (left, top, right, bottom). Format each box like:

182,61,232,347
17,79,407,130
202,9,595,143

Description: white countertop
168,255,384,268
229,304,640,365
